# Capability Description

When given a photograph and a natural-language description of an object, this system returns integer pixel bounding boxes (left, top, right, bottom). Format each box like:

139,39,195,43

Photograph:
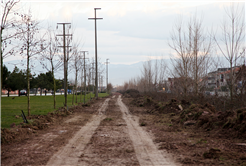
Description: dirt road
46,98,110,165
1,95,178,166
118,95,176,166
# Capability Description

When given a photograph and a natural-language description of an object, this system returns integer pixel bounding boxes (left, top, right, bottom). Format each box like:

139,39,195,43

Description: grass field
1,93,109,128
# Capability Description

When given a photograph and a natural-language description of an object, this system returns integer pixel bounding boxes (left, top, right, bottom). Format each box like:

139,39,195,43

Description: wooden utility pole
80,69,83,102
56,23,72,108
91,61,95,97
88,8,103,99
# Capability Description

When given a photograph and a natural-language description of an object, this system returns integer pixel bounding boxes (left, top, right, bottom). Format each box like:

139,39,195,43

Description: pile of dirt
128,95,246,138
179,103,215,123
123,95,246,165
179,104,246,138
143,98,191,114
130,96,159,108
130,97,191,114
156,99,191,114
122,89,141,98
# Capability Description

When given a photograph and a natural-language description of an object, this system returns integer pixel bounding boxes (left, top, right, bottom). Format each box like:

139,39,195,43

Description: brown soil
1,94,178,166
1,98,106,166
77,97,140,165
118,95,177,166
4,92,244,166
123,96,246,166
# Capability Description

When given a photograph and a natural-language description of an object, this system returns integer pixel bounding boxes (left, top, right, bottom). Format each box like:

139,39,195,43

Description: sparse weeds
140,122,146,126
196,139,207,144
104,117,113,121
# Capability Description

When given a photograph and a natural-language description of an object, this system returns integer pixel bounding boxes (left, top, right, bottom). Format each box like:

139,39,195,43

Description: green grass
1,93,109,128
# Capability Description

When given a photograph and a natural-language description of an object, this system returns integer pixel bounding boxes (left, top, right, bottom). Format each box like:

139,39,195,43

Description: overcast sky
3,0,245,85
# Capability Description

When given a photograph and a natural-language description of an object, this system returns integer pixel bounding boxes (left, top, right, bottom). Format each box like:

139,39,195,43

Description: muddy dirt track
1,94,178,166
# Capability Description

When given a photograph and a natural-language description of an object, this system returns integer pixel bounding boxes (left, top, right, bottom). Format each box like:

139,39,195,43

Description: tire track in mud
77,96,140,166
46,98,110,166
117,95,177,166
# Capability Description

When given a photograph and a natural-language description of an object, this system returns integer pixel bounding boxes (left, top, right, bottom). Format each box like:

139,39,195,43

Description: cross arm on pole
57,23,71,24
88,18,103,20
58,46,72,48
56,34,72,36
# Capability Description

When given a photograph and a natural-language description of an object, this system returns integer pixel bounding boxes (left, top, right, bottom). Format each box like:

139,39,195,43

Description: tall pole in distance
91,62,95,97
80,69,83,102
88,8,103,99
81,51,88,104
56,23,72,108
105,59,110,93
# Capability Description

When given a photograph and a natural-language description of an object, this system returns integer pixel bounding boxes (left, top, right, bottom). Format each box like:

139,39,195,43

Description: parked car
20,90,27,96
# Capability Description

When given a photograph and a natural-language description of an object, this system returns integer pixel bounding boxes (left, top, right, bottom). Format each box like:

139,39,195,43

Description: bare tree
39,28,61,109
158,56,167,90
70,46,82,104
107,83,113,93
20,12,46,116
214,3,245,102
169,15,212,95
1,0,21,91
169,18,191,95
140,59,153,92
188,15,212,94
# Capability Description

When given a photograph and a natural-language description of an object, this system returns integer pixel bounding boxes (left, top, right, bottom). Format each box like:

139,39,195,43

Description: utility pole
98,71,103,93
56,23,72,108
105,58,110,93
88,8,103,99
89,65,91,100
80,69,83,103
101,75,103,93
91,61,95,97
81,51,88,104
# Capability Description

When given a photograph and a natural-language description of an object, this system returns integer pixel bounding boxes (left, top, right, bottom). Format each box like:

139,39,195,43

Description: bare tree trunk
80,72,82,102
27,23,30,116
27,55,30,116
52,68,56,109
1,28,2,95
72,85,74,105
75,69,78,103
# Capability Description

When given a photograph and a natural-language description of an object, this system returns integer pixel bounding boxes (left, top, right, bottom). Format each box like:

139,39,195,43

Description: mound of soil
123,89,141,98
123,95,246,165
179,103,214,123
130,96,157,107
179,104,246,138
144,98,191,114
128,94,246,139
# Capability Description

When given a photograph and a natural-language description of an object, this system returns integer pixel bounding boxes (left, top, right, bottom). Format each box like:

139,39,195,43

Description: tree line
1,0,110,116
2,65,63,95
120,3,245,106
